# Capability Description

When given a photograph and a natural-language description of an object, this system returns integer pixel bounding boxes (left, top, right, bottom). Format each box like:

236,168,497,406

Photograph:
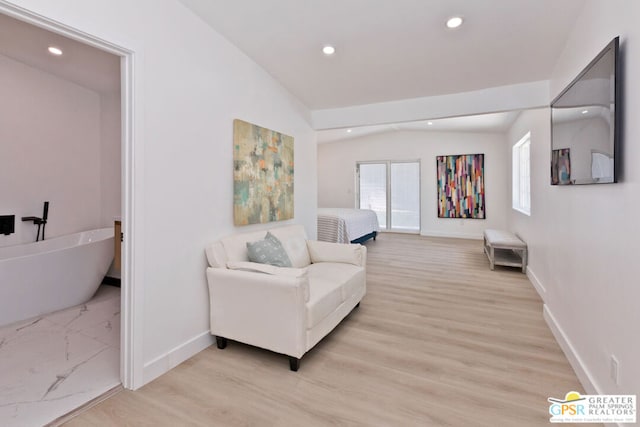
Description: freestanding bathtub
0,228,115,327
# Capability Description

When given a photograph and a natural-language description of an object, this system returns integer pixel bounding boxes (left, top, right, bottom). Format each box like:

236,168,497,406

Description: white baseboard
543,305,600,395
142,331,214,385
420,230,483,240
526,266,546,298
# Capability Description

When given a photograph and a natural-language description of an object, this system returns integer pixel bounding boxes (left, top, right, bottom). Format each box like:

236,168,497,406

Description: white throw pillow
269,226,312,268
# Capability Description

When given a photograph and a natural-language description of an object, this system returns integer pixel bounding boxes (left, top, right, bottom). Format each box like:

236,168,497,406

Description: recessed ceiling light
347,129,352,133
322,45,336,55
446,16,464,29
48,46,63,56
581,109,589,114
427,121,434,126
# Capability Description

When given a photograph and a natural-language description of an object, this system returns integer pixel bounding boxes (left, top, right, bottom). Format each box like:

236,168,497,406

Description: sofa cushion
306,276,343,329
269,225,311,268
306,262,365,301
246,233,292,267
226,261,306,278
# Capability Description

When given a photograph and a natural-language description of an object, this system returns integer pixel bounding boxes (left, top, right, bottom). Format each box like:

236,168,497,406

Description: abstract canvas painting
551,148,571,185
233,119,294,225
436,153,485,219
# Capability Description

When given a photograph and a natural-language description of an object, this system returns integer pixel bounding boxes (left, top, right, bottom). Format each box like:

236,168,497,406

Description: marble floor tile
0,285,121,427
46,291,120,333
0,321,107,404
80,313,121,349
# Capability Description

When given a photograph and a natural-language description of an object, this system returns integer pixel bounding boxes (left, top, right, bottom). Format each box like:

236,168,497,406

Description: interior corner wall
5,0,317,388
506,109,553,290
318,130,509,239
0,53,102,247
507,0,640,398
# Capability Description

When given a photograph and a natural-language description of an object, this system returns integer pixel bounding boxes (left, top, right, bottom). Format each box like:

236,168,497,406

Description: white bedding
317,208,380,243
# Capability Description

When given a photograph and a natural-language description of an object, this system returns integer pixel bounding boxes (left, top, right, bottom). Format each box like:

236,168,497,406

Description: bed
317,208,380,244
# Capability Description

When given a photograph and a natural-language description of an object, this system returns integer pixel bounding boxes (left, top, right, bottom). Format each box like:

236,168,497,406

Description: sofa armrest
306,240,367,267
206,267,308,358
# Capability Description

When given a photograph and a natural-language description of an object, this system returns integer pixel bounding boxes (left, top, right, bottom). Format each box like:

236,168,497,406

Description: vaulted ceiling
0,1,587,136
179,0,586,110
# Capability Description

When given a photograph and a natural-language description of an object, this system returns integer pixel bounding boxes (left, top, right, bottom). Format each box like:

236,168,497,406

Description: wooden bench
483,229,527,273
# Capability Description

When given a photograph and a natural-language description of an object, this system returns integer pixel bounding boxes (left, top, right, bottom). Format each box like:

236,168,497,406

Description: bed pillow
246,233,292,267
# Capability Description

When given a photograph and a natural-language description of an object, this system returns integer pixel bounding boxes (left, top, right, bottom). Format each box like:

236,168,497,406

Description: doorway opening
0,5,136,425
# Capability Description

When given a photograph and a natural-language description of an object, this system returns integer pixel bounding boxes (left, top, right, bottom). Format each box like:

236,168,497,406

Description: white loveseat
205,224,366,371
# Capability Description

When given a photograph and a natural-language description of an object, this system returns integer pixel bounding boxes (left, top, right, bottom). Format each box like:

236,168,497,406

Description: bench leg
490,246,495,270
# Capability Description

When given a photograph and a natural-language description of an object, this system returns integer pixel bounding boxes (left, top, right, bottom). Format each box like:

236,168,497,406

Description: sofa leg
288,356,300,372
356,302,360,308
216,336,227,349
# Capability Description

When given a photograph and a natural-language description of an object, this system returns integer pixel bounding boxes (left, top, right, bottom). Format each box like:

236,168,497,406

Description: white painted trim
143,331,215,385
0,2,130,56
311,80,550,130
526,266,546,298
420,230,483,240
120,50,143,390
0,1,142,391
511,206,531,216
543,305,600,394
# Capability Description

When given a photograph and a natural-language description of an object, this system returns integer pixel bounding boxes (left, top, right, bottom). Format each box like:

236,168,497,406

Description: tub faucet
22,201,49,242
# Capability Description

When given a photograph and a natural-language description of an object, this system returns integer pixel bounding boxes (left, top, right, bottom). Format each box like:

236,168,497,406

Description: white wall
3,0,316,388
0,53,103,246
318,130,508,239
507,0,640,399
507,109,554,293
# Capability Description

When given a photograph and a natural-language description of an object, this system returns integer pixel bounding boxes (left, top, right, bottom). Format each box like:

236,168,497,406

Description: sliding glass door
390,162,420,231
358,163,387,228
357,161,420,232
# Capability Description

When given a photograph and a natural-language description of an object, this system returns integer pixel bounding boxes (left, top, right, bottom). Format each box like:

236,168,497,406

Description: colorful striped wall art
436,153,485,219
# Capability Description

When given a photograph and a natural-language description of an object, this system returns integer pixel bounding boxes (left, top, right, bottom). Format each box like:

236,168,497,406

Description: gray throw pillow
246,232,292,267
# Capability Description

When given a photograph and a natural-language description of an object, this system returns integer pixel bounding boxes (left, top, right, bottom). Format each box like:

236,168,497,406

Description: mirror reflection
551,40,618,185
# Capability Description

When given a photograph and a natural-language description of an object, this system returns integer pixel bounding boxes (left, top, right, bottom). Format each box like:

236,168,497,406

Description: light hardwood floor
65,233,594,426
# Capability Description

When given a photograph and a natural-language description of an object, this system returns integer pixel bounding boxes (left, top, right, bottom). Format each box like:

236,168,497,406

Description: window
357,161,420,232
512,132,531,215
